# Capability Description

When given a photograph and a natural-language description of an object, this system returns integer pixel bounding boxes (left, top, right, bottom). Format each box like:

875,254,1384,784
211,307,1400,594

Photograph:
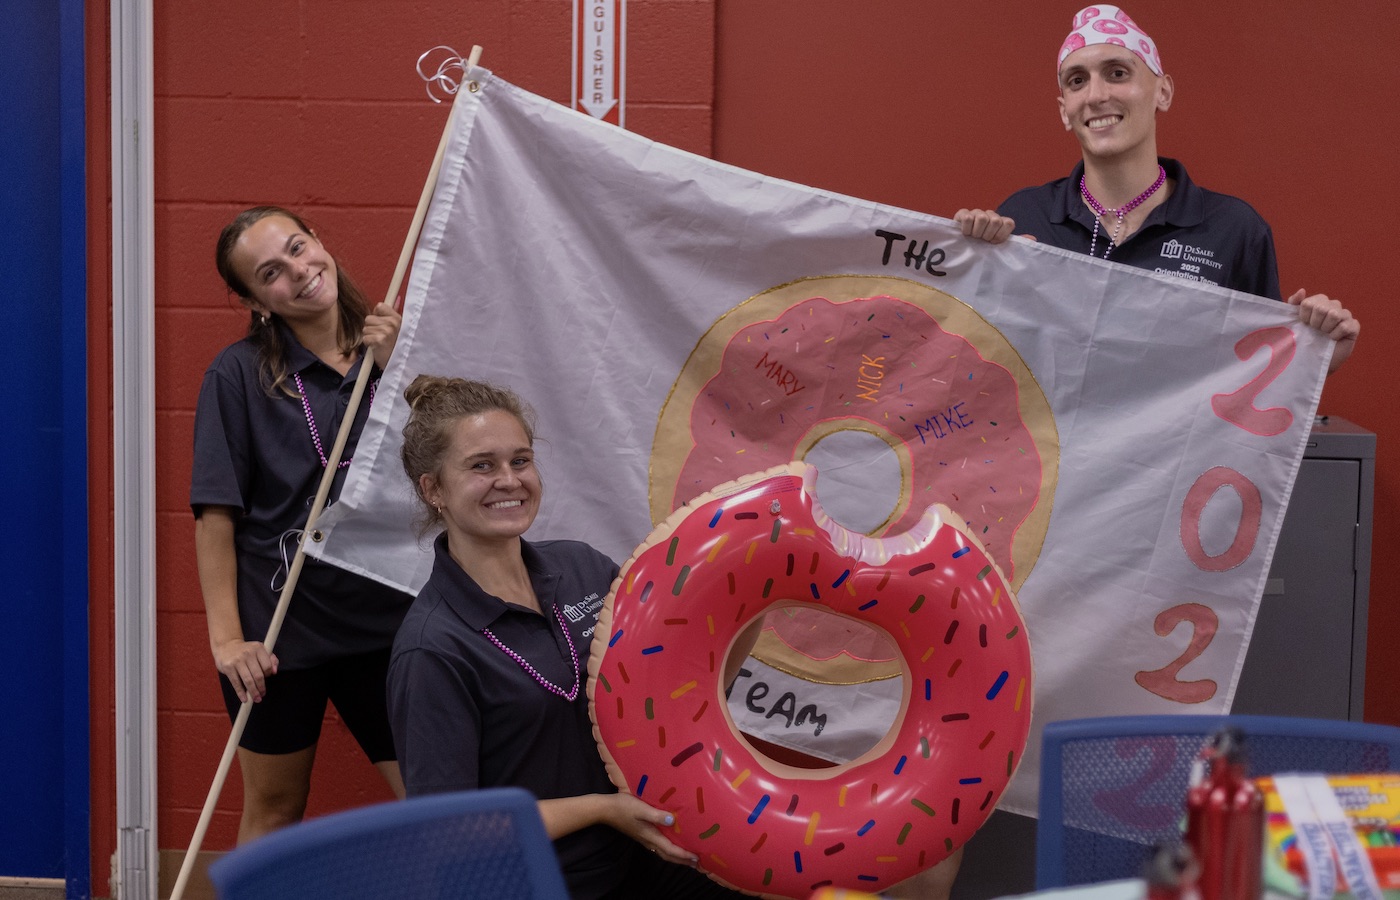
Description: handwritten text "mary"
756,351,806,396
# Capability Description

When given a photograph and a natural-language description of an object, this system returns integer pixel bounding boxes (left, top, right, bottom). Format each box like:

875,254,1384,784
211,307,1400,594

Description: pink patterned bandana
1058,6,1163,76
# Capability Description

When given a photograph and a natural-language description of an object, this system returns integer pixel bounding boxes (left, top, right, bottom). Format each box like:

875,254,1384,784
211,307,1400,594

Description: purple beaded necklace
293,372,376,469
482,606,581,701
1079,164,1166,259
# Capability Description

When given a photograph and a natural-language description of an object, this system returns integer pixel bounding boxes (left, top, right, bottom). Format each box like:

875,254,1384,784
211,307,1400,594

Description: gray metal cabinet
953,416,1375,900
1233,416,1374,720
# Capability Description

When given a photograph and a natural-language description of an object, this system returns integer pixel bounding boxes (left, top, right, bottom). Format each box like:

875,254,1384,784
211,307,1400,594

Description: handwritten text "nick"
856,355,886,402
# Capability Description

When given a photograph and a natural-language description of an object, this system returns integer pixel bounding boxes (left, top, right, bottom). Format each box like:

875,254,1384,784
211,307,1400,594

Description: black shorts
219,648,396,762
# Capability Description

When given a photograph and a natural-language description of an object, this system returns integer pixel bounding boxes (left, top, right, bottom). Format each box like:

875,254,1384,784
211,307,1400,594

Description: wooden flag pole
168,44,483,900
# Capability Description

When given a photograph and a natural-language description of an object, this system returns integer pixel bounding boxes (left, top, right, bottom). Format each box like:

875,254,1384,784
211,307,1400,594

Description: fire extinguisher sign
573,0,625,126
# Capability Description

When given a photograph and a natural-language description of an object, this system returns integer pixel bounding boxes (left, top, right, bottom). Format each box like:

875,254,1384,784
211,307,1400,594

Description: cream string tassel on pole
168,44,483,900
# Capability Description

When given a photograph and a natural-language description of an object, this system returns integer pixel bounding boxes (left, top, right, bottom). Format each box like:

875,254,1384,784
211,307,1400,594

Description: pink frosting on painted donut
674,293,1043,584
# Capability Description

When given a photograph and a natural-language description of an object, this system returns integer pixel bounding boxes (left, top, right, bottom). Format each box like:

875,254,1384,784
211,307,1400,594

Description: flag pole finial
417,44,485,102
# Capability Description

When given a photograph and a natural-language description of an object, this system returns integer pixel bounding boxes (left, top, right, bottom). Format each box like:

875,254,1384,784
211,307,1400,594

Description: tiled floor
0,879,63,900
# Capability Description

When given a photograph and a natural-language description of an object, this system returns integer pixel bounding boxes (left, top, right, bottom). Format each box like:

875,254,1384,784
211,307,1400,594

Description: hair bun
404,374,453,410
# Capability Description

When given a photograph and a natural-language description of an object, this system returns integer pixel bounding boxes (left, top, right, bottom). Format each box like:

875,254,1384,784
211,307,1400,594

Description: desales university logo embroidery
1158,239,1224,284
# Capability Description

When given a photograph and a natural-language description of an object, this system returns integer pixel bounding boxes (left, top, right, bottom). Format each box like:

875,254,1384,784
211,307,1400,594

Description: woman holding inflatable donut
387,375,745,900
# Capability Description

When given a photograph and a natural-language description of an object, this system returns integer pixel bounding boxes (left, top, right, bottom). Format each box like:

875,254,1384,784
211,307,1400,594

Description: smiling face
420,410,541,551
225,214,340,328
1057,44,1173,163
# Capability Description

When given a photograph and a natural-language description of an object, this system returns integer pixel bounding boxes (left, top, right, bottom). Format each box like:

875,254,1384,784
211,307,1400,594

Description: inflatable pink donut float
589,462,1034,898
651,277,1056,589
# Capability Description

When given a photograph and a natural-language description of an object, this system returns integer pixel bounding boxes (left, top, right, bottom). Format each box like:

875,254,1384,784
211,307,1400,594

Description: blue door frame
0,0,91,896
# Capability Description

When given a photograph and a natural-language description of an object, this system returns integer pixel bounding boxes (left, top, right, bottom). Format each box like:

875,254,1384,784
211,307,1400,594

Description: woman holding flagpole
191,205,413,843
389,374,747,899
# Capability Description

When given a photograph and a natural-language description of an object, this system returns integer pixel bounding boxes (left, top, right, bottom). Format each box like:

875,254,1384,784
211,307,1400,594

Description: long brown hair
214,205,371,396
400,375,537,536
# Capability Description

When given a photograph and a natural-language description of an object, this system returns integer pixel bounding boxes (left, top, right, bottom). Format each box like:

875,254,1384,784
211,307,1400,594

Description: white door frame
111,0,159,897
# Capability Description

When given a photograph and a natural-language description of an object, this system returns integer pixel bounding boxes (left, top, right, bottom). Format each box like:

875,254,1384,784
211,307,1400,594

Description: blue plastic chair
1035,715,1400,889
207,786,568,899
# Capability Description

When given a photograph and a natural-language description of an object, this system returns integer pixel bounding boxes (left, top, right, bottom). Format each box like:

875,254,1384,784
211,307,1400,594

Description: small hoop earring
259,313,270,326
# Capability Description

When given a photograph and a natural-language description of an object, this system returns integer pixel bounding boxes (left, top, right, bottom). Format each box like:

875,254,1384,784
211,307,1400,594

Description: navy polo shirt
389,536,627,899
998,157,1282,300
190,325,411,669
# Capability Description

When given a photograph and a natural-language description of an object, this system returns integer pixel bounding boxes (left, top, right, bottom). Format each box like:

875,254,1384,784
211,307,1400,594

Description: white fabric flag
311,67,1330,814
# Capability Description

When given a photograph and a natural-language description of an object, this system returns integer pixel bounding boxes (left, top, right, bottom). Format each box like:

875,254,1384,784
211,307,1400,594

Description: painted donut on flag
651,274,1060,593
587,461,1034,898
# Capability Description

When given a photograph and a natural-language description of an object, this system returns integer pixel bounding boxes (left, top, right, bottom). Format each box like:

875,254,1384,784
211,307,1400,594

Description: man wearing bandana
955,5,1359,373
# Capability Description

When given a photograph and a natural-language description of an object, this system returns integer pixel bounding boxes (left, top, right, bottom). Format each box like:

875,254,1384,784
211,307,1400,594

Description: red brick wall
85,0,113,890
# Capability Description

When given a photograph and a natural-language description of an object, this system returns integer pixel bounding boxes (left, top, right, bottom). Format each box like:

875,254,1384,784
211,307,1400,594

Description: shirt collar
427,532,562,631
1056,157,1201,231
276,318,321,374
275,317,370,380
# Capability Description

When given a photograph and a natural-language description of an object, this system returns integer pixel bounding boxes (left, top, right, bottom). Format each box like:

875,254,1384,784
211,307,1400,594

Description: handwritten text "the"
876,229,947,277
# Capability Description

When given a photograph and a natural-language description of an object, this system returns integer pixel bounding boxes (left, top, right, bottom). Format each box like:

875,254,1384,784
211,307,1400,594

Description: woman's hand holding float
537,793,699,868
